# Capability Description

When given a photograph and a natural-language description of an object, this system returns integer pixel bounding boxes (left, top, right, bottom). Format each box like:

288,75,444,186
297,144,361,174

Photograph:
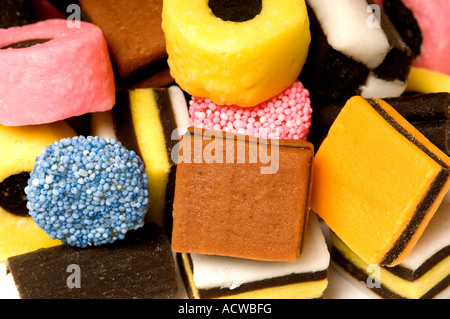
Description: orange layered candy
171,127,314,262
311,96,450,267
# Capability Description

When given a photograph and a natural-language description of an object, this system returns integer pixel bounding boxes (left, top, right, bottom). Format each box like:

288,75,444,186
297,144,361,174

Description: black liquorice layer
113,89,178,165
383,0,423,57
386,246,450,281
331,247,450,299
113,89,180,164
7,223,178,299
176,253,196,299
366,98,449,169
0,172,30,217
368,0,413,81
381,93,450,155
0,0,35,28
366,98,450,266
411,121,450,158
113,91,144,161
152,88,180,239
1,39,52,50
301,1,412,99
208,0,262,22
152,88,179,166
300,4,370,99
180,253,327,299
384,93,450,123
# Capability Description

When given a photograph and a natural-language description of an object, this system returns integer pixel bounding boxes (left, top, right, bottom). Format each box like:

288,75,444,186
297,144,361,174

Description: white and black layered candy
301,0,413,99
177,214,330,299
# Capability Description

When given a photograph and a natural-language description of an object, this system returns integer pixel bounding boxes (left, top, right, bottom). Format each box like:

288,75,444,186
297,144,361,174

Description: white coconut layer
360,73,408,98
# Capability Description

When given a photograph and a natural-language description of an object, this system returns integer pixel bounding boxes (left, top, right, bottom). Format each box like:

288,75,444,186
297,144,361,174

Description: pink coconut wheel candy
0,19,115,126
189,80,313,140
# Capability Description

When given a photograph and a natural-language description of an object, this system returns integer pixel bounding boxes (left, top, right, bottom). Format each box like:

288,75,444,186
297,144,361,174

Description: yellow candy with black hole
0,122,76,261
162,0,311,107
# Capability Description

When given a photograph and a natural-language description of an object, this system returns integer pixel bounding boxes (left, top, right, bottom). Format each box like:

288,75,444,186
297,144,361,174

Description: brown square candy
171,127,314,262
6,223,178,299
79,0,171,88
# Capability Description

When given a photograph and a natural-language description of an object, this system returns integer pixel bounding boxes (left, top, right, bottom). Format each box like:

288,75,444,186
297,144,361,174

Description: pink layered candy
189,80,312,140
0,19,115,126
374,0,450,75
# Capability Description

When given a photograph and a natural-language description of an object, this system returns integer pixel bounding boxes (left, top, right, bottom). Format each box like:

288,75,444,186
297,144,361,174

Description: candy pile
163,0,314,142
0,0,449,300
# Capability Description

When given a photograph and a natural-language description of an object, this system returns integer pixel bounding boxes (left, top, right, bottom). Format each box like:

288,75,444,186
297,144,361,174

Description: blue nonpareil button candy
25,136,150,248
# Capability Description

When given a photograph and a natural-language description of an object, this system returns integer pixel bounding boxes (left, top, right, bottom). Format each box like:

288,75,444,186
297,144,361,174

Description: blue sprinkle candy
25,136,150,248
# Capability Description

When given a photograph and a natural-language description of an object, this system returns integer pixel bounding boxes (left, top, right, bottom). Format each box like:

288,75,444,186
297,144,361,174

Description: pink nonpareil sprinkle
189,80,313,140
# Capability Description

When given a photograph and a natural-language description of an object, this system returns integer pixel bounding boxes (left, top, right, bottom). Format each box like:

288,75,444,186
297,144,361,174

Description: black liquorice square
6,223,178,299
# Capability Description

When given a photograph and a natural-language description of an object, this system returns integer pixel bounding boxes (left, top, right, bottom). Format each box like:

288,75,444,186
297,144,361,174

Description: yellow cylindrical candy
162,0,311,107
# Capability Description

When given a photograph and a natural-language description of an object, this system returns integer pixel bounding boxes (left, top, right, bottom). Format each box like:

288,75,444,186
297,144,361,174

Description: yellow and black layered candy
91,86,190,233
330,190,450,299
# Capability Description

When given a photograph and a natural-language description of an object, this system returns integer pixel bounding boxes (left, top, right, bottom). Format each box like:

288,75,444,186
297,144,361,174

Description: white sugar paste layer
360,73,407,98
307,0,390,69
190,213,330,290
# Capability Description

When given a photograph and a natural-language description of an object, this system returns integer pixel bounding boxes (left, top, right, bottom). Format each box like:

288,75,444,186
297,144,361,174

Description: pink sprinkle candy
189,80,313,140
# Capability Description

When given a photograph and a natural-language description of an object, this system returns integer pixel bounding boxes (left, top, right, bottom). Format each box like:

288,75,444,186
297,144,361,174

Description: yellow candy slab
311,96,450,267
162,0,310,107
